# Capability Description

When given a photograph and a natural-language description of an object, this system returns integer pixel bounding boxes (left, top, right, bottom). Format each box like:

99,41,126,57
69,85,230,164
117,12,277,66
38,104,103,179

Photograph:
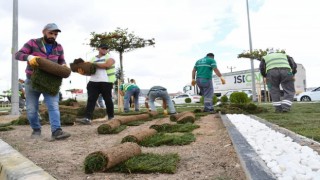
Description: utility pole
11,0,19,115
246,0,257,102
227,66,236,72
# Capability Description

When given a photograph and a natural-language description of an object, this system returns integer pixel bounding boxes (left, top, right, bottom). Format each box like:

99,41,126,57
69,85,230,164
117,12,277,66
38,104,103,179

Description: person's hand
77,68,85,75
220,77,226,84
191,79,196,86
292,76,295,81
27,55,39,66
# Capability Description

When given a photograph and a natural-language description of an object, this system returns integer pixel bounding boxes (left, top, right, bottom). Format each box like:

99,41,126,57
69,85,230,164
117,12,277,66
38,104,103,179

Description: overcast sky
1,0,319,97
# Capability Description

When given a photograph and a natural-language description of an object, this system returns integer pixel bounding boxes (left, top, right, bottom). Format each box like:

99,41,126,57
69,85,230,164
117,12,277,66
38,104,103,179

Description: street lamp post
246,0,257,102
11,0,19,115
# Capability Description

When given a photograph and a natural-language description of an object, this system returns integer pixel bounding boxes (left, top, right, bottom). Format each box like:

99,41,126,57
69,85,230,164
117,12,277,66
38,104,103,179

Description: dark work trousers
196,77,214,111
266,68,295,111
86,81,114,119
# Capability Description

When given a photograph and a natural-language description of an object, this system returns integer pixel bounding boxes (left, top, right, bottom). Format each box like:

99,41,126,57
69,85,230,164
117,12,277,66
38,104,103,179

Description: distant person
15,23,71,140
119,82,140,112
18,79,26,110
192,53,225,113
259,49,297,113
146,86,176,115
129,79,136,108
76,44,116,125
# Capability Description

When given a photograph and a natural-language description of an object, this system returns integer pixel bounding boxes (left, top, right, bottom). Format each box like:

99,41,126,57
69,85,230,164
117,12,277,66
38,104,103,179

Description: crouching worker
146,86,176,115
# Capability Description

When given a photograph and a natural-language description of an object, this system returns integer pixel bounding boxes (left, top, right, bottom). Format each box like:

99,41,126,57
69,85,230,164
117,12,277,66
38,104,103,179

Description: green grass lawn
254,102,320,142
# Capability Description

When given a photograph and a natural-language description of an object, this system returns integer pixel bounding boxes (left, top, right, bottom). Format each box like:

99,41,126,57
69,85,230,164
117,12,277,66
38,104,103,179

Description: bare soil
0,114,246,180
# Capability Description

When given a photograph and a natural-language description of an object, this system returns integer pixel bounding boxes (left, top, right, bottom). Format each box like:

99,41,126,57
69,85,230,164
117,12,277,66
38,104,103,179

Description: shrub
213,95,218,105
185,98,192,103
229,92,250,104
220,95,228,103
200,96,204,104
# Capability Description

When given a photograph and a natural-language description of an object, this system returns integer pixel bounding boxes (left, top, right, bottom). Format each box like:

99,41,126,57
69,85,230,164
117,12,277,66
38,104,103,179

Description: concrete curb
221,115,277,180
0,139,56,180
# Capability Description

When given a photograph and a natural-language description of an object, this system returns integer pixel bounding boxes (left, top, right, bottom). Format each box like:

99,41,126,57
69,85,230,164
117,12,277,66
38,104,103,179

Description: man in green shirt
120,82,140,112
192,53,225,113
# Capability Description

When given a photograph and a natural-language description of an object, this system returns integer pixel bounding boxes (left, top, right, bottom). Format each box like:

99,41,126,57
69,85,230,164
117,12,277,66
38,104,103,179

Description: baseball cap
206,53,214,57
98,44,109,49
43,23,61,32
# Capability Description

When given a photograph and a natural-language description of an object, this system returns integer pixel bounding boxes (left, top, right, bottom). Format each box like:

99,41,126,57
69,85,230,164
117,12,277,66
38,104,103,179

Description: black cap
206,53,214,57
98,44,109,49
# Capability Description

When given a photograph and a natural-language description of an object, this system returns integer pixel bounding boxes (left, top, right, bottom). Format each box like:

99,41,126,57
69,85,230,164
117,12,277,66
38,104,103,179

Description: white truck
183,63,306,101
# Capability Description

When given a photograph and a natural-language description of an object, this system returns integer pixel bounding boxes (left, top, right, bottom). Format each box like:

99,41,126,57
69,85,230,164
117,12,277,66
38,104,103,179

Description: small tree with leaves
238,48,286,61
89,27,155,82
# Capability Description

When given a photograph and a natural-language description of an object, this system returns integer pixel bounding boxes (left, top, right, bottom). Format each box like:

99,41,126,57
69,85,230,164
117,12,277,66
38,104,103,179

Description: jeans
86,81,114,119
148,90,176,114
25,79,61,132
196,77,214,111
124,88,140,112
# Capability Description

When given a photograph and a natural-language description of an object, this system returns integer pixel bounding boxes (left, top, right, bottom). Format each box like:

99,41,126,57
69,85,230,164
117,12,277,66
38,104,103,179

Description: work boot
52,128,71,140
76,117,91,125
107,116,114,120
31,129,41,139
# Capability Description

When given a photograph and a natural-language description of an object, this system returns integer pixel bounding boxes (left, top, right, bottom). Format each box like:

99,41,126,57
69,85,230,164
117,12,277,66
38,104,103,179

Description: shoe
76,118,91,125
31,129,41,139
52,128,71,140
204,110,215,114
275,109,283,113
169,112,177,115
107,116,114,120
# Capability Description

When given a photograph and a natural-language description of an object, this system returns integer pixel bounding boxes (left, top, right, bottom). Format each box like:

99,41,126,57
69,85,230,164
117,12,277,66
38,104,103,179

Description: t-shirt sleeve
120,84,123,90
211,59,217,69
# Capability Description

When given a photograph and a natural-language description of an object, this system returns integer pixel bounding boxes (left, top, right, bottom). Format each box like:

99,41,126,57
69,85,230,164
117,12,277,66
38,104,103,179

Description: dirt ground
0,114,246,180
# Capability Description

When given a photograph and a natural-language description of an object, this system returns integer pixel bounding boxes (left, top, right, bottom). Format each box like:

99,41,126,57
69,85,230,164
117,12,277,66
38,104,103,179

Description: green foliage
217,103,267,114
220,95,228,103
200,96,204,104
229,92,250,104
109,153,180,174
213,95,218,105
185,98,192,103
139,132,196,147
238,48,286,61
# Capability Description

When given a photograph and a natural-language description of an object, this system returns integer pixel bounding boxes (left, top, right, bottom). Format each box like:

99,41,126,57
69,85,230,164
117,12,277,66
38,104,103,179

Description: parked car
297,87,320,102
172,94,201,104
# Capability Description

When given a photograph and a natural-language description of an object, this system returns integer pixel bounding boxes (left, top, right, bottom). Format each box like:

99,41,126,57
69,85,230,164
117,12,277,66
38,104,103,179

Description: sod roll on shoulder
35,58,71,78
122,128,157,143
84,142,141,174
176,112,195,124
97,119,121,134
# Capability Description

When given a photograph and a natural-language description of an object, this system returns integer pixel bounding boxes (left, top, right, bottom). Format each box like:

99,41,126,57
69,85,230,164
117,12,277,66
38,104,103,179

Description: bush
199,95,218,105
185,98,191,103
220,95,228,103
229,92,250,104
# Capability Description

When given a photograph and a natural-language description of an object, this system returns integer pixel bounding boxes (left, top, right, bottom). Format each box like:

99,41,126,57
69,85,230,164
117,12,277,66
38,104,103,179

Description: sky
1,0,319,98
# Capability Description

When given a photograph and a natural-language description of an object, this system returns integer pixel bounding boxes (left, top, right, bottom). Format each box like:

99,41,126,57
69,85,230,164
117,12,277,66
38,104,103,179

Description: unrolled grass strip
109,153,180,174
139,132,196,147
150,122,200,133
0,126,14,131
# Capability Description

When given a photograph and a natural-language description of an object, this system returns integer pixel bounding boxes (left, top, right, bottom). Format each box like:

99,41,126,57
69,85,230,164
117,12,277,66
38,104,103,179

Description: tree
89,27,155,81
237,48,286,61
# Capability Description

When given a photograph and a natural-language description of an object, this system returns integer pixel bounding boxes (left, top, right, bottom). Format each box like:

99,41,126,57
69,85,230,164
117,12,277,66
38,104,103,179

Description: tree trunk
119,52,124,82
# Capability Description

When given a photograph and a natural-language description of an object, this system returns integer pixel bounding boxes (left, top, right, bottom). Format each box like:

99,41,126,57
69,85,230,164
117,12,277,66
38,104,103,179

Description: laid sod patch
98,124,127,134
139,132,196,147
109,153,180,174
0,122,12,127
0,126,14,131
150,123,200,133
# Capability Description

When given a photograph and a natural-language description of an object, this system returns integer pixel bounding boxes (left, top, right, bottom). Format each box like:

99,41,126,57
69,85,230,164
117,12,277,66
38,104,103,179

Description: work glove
77,68,85,75
191,79,196,86
220,77,226,84
163,109,168,116
27,55,39,66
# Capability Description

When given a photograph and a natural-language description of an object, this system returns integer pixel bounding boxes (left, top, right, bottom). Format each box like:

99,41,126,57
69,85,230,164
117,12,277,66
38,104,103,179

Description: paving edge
0,139,56,180
220,115,277,180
